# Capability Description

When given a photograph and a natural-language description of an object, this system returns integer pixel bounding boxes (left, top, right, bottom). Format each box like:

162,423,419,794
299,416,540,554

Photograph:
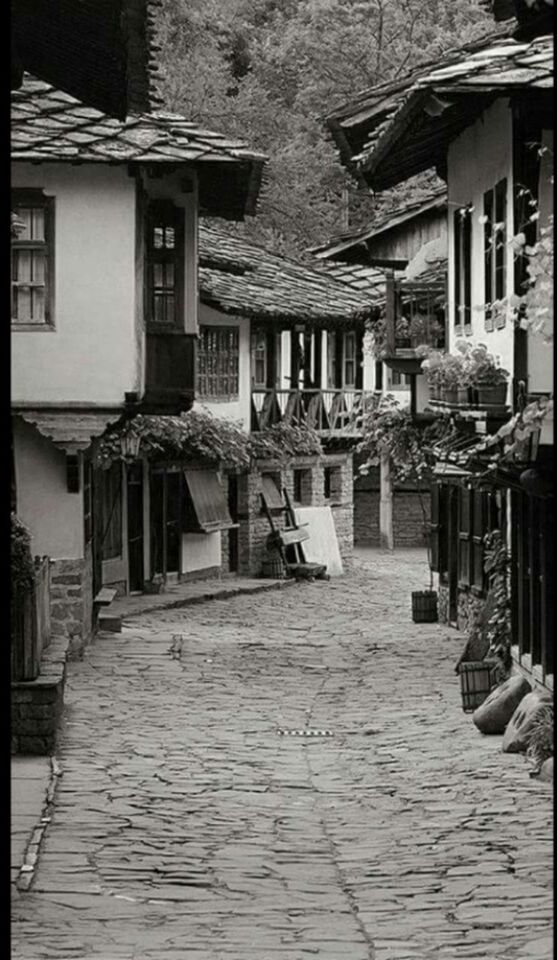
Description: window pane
15,207,32,240
31,287,45,322
153,227,164,249
16,249,32,282
164,227,175,249
32,250,46,283
31,207,45,241
15,286,32,321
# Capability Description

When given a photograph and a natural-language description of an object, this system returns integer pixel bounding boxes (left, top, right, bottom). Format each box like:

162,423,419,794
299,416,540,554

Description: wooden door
165,470,181,575
127,463,144,592
448,487,459,624
227,473,239,573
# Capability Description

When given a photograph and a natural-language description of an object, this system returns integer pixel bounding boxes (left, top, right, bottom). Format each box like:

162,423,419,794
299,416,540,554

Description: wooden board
294,506,344,576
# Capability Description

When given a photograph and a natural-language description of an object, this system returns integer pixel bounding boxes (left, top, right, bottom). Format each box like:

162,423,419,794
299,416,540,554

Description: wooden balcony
144,332,196,412
251,388,376,436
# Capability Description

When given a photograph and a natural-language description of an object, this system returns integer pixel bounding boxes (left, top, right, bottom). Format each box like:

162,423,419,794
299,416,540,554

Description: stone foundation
49,545,93,658
457,589,488,634
438,582,450,624
11,634,70,755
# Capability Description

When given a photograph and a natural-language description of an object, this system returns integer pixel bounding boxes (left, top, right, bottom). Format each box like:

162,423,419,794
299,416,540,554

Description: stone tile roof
198,225,375,325
348,33,553,190
307,189,446,261
325,27,515,170
11,76,268,219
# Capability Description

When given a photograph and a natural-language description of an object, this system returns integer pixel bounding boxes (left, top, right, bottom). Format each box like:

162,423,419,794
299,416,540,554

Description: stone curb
116,578,301,622
16,756,62,892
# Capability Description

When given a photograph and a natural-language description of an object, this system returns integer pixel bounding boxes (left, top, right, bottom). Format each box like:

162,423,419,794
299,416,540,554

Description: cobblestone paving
11,551,553,960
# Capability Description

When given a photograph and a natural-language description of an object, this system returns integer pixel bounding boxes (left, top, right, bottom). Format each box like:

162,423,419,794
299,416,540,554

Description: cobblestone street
11,550,553,960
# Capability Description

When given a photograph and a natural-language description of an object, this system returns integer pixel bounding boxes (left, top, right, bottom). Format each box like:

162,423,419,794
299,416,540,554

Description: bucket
458,660,493,713
261,556,284,579
411,590,438,623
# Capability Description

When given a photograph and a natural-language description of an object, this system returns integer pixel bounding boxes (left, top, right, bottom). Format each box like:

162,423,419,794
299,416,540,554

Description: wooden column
379,451,394,551
385,269,396,356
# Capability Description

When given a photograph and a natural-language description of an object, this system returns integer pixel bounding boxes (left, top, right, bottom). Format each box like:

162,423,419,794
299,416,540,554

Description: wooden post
385,269,396,357
379,451,394,551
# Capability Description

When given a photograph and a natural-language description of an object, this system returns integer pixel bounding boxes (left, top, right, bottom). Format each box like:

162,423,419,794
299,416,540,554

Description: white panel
294,506,344,576
181,532,222,573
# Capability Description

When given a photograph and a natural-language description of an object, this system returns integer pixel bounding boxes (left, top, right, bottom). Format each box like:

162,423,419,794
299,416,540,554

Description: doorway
227,473,239,573
150,466,181,580
127,463,144,592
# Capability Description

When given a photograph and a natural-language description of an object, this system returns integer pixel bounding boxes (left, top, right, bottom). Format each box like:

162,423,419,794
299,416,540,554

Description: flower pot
411,590,438,623
475,383,507,406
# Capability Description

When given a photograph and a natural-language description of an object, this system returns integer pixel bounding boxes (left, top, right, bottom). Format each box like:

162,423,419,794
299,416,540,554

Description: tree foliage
155,0,491,256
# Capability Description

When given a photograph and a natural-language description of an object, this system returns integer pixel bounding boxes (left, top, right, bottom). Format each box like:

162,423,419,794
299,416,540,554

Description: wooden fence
11,556,51,682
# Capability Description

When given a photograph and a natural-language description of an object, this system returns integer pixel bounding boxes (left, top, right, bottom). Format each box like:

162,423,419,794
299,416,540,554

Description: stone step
97,612,122,633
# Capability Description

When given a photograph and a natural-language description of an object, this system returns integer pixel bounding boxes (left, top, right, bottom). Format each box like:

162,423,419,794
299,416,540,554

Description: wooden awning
183,469,236,533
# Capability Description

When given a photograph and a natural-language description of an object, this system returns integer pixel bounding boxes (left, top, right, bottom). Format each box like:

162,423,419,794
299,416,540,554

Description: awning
184,469,236,533
13,409,123,453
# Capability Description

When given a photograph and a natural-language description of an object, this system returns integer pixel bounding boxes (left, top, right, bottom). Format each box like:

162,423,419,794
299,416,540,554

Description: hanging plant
93,411,323,471
11,513,35,593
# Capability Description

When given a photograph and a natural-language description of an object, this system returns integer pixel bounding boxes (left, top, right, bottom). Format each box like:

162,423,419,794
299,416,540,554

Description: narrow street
12,550,553,960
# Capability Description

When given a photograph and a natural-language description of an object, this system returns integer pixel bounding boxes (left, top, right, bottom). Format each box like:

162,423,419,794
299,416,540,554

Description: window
197,326,239,399
327,333,338,388
11,190,54,327
251,329,267,388
375,361,383,392
484,179,507,329
100,462,122,561
324,465,342,504
390,369,411,389
454,204,472,327
146,201,184,327
293,468,311,505
343,333,356,388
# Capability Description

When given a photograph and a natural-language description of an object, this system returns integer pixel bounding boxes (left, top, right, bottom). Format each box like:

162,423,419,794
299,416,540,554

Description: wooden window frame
454,204,472,329
251,328,268,389
197,325,240,400
11,189,55,330
343,332,357,389
483,178,507,331
145,200,184,331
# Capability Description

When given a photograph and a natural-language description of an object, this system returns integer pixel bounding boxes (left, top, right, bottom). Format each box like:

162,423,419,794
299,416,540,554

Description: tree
155,0,492,256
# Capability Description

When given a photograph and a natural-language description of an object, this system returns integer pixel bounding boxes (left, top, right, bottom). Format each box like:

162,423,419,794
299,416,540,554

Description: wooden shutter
484,187,494,330
458,486,471,587
184,470,235,533
261,474,284,511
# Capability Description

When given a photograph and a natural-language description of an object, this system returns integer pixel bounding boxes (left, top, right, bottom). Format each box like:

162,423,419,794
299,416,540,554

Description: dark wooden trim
11,188,55,328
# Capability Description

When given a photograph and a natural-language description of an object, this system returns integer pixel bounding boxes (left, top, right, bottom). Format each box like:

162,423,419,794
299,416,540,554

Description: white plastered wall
527,128,554,397
13,417,84,559
447,99,515,392
11,163,139,406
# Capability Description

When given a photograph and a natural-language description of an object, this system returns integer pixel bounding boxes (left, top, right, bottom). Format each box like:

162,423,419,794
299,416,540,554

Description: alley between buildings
11,550,553,960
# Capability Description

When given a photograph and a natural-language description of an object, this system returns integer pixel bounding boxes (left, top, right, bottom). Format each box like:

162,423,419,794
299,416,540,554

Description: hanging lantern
458,661,493,713
120,431,140,459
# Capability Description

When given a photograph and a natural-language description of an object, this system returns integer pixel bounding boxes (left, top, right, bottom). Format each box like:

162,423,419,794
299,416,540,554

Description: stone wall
49,545,93,658
232,453,354,577
457,589,488,635
354,488,430,546
11,635,70,755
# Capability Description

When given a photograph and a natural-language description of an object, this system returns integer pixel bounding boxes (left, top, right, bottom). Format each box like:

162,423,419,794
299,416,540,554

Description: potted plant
461,343,509,405
417,347,445,401
408,313,445,349
436,352,467,404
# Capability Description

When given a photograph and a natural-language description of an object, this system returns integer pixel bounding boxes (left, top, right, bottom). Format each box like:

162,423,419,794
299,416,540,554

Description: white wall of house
181,532,222,573
447,99,515,391
194,303,251,430
13,417,84,559
11,163,139,406
527,127,554,397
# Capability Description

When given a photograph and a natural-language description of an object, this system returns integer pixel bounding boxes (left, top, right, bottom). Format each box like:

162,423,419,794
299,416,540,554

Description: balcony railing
251,388,376,436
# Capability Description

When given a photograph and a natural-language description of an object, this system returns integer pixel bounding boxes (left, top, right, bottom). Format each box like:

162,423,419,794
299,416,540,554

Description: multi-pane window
454,204,472,327
11,191,54,326
251,329,267,387
484,178,507,329
197,326,240,399
343,333,356,388
146,202,183,327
